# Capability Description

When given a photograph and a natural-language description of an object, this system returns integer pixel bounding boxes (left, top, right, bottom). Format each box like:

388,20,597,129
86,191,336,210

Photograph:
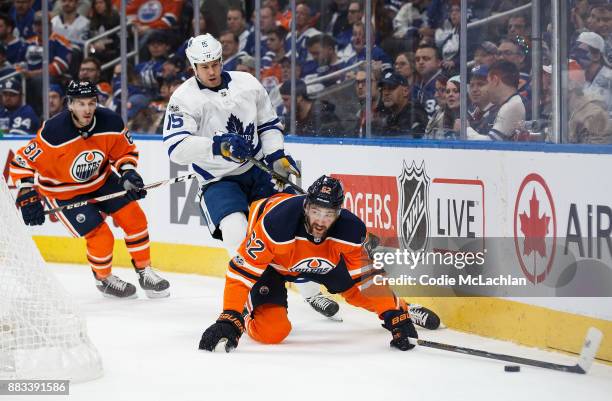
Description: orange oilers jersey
223,193,403,316
114,0,183,29
9,108,138,200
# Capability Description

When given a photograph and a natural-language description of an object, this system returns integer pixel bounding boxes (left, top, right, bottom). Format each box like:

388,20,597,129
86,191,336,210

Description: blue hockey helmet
306,175,344,210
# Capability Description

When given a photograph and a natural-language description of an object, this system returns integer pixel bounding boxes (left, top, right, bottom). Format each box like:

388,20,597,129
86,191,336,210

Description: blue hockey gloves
212,133,253,163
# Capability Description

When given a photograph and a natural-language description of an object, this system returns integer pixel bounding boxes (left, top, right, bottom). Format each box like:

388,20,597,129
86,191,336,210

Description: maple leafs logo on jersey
226,114,254,143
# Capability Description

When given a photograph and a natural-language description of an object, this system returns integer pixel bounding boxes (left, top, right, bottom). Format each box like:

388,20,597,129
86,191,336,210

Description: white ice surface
19,263,612,401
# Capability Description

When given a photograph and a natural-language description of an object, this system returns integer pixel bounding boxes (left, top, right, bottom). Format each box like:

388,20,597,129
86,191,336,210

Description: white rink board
1,137,612,319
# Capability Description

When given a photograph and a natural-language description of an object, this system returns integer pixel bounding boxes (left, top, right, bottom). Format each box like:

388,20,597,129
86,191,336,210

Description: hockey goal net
0,175,103,382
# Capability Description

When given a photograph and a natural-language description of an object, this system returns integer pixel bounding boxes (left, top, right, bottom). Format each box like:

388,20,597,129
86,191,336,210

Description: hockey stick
43,173,196,215
417,327,603,374
245,156,306,194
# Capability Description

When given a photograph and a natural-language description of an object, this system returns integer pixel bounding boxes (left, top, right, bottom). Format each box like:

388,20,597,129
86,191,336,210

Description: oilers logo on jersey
137,0,163,23
289,258,335,274
71,150,105,182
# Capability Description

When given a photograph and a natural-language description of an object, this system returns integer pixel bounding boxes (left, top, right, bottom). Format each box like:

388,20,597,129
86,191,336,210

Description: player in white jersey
163,34,340,318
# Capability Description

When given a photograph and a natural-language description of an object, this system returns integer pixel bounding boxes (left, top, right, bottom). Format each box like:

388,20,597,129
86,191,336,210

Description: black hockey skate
305,292,340,320
408,304,442,330
94,273,137,299
135,267,170,298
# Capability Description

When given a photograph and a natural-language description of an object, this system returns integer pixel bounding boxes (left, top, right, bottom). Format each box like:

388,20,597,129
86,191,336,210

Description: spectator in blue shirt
0,77,40,135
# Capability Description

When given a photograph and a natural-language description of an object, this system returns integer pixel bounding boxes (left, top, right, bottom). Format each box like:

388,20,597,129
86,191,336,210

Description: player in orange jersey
200,175,428,352
9,80,170,299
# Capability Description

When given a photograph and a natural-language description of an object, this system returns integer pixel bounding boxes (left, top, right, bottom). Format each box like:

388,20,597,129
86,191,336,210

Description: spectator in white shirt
51,0,90,48
484,59,526,141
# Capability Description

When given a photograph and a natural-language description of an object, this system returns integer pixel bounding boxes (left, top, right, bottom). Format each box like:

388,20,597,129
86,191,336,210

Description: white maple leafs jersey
162,71,284,183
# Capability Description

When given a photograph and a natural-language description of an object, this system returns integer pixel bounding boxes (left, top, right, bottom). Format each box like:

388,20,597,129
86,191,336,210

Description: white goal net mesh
0,176,103,382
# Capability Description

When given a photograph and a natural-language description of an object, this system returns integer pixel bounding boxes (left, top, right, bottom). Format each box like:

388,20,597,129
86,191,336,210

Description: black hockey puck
504,365,520,372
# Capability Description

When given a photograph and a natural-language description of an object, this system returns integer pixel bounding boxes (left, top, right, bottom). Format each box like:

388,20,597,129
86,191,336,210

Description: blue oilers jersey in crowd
22,34,71,72
0,104,40,135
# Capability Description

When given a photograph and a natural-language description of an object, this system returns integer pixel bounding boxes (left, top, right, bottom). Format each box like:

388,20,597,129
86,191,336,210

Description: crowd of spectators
0,0,610,144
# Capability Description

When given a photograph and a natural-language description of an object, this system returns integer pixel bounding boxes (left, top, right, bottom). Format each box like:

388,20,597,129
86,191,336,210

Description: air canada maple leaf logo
519,189,550,258
513,174,557,284
226,114,254,142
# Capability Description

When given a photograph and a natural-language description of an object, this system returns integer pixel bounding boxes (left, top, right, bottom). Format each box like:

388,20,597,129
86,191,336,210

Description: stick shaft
245,156,306,194
43,173,196,215
417,339,585,373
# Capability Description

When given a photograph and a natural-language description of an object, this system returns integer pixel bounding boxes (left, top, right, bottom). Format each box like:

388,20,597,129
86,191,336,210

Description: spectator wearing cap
435,3,460,75
48,83,65,118
413,44,443,118
373,71,428,138
0,44,15,79
474,41,497,68
565,60,612,144
572,31,612,115
303,34,345,87
497,37,531,93
353,65,382,137
0,13,27,64
135,31,171,96
87,0,120,65
236,54,256,76
10,0,35,39
425,74,448,138
284,3,321,63
468,64,496,136
51,0,90,50
279,79,341,137
343,22,392,73
0,77,40,134
219,31,244,72
484,60,526,141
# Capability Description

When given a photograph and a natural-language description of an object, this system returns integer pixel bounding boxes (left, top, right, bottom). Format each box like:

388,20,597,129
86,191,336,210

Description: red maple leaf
519,189,550,258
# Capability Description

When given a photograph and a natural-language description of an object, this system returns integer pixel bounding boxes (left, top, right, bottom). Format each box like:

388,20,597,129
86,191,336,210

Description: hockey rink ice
31,263,612,401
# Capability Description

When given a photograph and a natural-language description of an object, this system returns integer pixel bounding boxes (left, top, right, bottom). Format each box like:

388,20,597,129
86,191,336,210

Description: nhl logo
259,286,269,295
76,213,86,223
70,150,105,183
397,161,430,252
